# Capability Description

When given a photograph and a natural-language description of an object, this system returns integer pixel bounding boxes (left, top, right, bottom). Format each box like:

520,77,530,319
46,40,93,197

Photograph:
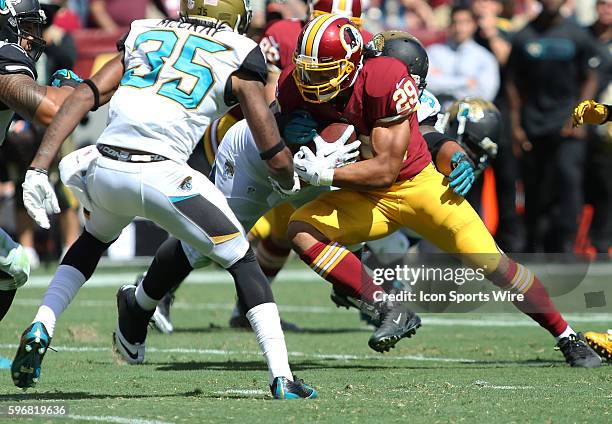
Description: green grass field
0,262,610,423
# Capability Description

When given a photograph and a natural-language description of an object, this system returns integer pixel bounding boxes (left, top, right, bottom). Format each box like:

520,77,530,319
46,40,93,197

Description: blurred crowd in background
0,0,610,268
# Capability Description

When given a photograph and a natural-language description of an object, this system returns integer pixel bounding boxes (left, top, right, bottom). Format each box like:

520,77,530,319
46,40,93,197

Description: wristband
318,168,334,186
83,79,101,111
259,140,286,160
27,166,48,175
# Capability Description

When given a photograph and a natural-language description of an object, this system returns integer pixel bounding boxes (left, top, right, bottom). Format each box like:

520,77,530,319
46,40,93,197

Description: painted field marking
66,415,172,424
474,380,534,390
12,299,612,325
0,344,475,363
214,389,268,396
23,261,612,288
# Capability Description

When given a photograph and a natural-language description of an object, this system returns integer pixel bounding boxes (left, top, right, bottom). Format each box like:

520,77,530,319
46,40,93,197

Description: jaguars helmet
293,14,363,103
180,0,252,34
366,31,428,93
442,97,501,175
310,0,363,27
0,0,47,61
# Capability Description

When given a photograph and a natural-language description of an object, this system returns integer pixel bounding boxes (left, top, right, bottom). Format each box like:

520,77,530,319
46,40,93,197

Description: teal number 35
121,30,228,109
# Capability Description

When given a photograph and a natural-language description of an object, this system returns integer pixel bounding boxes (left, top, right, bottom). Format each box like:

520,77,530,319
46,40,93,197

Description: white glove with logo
294,146,335,186
312,124,361,168
22,169,60,229
268,171,302,199
294,125,361,186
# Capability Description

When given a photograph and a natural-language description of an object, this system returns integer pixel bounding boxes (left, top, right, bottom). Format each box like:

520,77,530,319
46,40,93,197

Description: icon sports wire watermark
357,251,608,314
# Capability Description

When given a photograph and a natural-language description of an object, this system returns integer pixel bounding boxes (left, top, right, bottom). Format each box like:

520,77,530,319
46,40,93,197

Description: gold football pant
290,164,501,271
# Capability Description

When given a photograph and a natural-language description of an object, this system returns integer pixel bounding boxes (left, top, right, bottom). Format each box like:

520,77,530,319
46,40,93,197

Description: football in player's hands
307,123,357,153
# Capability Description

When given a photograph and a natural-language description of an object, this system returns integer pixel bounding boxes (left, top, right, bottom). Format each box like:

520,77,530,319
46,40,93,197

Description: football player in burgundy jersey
281,15,602,366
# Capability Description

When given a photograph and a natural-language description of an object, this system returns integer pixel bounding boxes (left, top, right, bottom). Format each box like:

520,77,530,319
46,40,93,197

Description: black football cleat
271,375,318,399
368,301,421,353
556,333,602,368
113,284,153,364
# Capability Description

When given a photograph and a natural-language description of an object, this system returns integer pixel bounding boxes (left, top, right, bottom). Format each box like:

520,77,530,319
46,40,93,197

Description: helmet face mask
0,0,47,61
179,0,252,34
293,15,363,103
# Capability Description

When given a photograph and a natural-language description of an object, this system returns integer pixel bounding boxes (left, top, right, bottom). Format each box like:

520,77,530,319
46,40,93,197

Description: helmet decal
0,0,22,15
300,12,336,57
339,24,362,57
187,0,195,9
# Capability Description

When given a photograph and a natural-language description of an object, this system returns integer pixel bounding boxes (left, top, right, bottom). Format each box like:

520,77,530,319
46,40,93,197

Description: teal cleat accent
271,376,318,400
11,321,51,389
0,355,11,369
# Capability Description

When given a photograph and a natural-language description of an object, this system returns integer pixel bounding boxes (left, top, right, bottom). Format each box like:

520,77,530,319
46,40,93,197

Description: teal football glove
284,110,318,145
51,69,83,88
448,151,475,197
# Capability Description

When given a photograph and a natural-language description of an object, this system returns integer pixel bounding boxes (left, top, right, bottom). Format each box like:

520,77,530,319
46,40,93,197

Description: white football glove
294,146,335,186
268,171,301,199
0,244,30,289
22,169,60,229
312,124,361,168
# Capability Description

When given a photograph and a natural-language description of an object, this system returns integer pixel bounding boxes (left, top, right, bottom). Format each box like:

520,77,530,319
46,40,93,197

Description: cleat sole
369,323,421,353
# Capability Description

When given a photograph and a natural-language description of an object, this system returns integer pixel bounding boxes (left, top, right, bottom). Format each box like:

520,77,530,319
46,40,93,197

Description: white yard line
214,389,268,396
13,298,612,324
474,380,534,390
0,344,475,363
66,415,172,424
23,261,612,288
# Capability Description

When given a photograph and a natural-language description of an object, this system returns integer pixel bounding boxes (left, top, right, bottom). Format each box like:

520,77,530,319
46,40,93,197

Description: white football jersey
98,19,266,163
215,119,326,231
417,88,441,124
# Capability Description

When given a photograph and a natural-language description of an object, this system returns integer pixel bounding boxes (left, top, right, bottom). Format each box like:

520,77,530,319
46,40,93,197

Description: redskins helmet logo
339,24,362,57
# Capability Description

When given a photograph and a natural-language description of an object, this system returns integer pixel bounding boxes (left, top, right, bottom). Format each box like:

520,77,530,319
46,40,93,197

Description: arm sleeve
423,130,454,160
223,45,269,107
0,44,37,80
238,45,268,84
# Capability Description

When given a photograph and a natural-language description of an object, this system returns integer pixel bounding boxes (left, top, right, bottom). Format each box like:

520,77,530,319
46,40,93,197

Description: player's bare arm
31,54,124,171
331,118,411,190
232,71,294,189
0,74,73,126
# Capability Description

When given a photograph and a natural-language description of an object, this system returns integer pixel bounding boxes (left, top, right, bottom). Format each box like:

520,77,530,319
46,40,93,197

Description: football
307,122,357,154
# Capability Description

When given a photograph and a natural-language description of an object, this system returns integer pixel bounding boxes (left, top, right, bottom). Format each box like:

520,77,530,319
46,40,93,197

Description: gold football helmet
180,0,252,34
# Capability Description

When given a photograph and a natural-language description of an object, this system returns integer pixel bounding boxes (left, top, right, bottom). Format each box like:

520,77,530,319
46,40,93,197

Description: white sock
33,265,86,337
135,283,158,311
245,302,293,384
555,325,577,342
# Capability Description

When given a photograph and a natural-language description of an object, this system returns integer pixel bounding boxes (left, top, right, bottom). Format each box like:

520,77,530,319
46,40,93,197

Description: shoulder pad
0,43,36,79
